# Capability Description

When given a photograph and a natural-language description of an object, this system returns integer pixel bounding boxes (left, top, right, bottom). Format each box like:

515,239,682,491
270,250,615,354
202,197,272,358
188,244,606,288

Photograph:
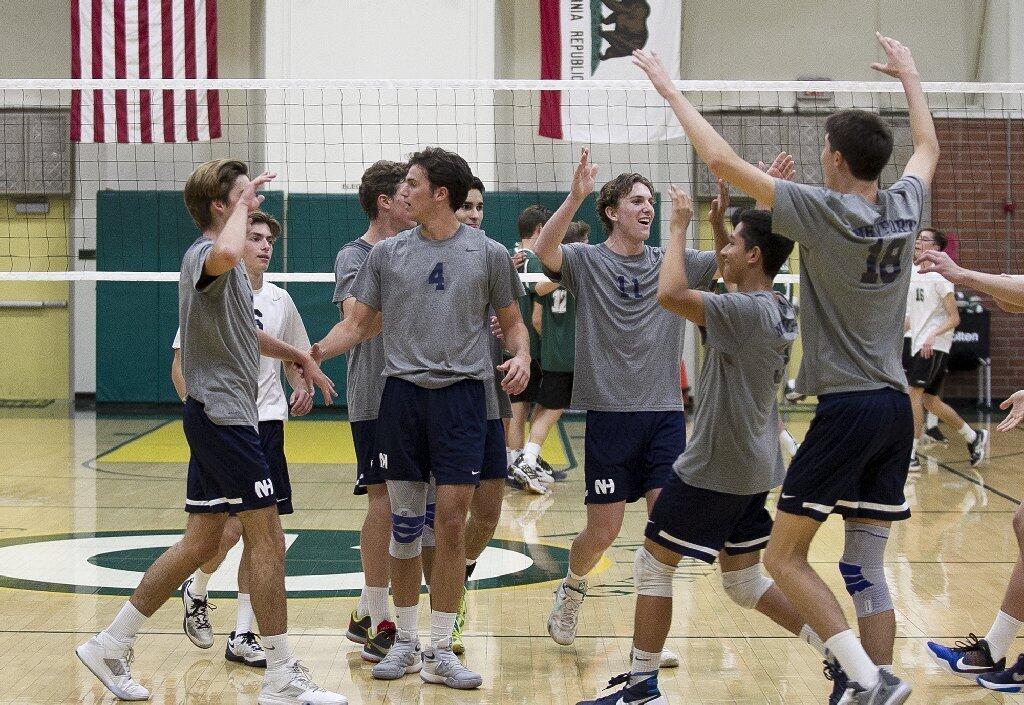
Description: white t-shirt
905,264,956,355
174,281,311,421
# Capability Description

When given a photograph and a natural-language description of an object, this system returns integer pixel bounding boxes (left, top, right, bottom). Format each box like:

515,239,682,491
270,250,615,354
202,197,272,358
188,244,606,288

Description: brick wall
931,117,1024,401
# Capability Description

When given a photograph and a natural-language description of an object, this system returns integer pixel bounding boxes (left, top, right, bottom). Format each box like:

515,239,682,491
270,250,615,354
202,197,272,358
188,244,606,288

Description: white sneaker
660,648,680,668
226,630,267,668
371,632,422,680
547,579,586,645
75,632,150,701
180,577,215,648
259,659,347,705
420,645,483,689
508,456,548,495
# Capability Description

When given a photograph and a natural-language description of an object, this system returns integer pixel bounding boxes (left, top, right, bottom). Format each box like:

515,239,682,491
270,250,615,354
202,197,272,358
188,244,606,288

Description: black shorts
901,337,912,371
351,419,385,496
510,359,543,404
537,370,573,410
906,350,949,396
646,474,773,563
376,377,486,486
183,398,278,515
778,388,913,522
584,410,685,504
482,419,509,480
258,420,293,515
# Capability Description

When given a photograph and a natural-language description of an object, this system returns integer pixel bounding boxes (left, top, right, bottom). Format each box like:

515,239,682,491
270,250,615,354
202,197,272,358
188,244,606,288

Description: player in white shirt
904,227,988,468
171,210,313,667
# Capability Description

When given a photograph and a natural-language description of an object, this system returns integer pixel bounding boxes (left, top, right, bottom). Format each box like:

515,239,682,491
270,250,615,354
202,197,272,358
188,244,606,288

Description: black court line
82,419,177,475
923,453,1022,506
556,417,579,473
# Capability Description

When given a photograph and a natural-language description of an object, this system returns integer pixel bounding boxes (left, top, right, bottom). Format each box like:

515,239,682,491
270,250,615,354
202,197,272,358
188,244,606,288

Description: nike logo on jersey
780,493,795,500
471,470,481,476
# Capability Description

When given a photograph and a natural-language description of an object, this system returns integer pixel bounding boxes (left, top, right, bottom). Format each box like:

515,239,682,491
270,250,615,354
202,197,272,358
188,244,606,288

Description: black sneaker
925,425,948,443
346,609,371,644
225,630,267,668
360,620,397,663
538,457,568,482
823,656,849,705
909,454,921,471
968,429,989,466
926,633,1005,680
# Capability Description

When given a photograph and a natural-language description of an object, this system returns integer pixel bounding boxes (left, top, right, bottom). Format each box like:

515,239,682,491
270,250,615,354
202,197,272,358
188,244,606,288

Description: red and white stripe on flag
71,0,221,143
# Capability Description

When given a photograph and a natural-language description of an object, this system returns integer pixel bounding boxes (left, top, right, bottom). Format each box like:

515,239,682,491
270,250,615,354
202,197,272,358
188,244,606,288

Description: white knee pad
422,501,437,548
840,524,892,618
721,564,774,609
632,547,676,598
387,480,428,559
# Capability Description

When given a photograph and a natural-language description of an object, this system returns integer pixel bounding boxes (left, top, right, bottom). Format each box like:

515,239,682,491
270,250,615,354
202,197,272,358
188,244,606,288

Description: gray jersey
674,291,797,494
333,238,386,422
773,176,926,396
550,242,718,412
178,237,259,427
351,224,519,400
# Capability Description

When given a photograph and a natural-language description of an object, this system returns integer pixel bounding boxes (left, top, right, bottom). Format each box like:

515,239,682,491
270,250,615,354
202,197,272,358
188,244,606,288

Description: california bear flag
539,0,683,142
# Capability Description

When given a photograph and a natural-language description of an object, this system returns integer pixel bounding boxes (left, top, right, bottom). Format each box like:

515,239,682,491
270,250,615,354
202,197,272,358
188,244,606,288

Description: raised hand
760,152,796,181
668,185,693,235
708,178,730,226
999,390,1024,432
871,32,919,79
570,148,599,201
239,171,277,212
632,49,676,99
916,250,967,285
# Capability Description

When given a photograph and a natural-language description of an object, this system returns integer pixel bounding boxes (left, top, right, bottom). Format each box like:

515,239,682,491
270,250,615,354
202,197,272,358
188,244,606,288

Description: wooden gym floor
0,404,1021,704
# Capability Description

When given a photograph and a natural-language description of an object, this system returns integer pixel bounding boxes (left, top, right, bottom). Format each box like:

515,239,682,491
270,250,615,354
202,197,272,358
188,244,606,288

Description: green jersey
539,286,576,372
516,247,542,358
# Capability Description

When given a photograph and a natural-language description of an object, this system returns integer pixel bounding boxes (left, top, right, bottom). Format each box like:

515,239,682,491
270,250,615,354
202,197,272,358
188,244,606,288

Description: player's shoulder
182,235,212,261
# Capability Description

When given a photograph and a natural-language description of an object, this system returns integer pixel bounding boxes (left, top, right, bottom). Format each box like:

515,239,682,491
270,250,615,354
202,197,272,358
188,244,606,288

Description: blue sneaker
576,673,667,705
926,634,1004,681
823,656,849,705
978,653,1024,692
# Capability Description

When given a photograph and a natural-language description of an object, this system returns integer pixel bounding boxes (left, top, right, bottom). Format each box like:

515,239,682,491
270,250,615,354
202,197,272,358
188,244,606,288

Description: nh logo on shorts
378,453,389,470
594,479,616,495
254,478,275,499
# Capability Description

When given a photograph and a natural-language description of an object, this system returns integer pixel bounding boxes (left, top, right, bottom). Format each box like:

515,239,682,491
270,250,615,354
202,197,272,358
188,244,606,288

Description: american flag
71,0,221,143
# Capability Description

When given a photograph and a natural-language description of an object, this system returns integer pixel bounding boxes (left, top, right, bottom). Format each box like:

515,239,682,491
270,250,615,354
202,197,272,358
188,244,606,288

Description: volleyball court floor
0,404,1020,704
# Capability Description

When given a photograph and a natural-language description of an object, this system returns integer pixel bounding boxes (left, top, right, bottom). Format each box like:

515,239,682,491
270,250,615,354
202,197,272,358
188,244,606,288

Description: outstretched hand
570,148,599,201
999,390,1024,432
760,152,795,181
632,49,676,99
668,185,693,234
916,250,967,285
708,178,730,226
871,32,919,79
239,171,276,212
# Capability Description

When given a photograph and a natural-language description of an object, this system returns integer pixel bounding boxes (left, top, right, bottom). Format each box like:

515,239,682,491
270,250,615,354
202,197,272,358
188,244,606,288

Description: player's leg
907,385,925,469
508,401,529,456
180,517,241,649
929,500,1024,685
922,390,988,465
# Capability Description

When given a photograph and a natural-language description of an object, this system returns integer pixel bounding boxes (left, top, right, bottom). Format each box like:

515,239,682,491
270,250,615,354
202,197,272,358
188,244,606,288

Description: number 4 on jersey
429,262,445,291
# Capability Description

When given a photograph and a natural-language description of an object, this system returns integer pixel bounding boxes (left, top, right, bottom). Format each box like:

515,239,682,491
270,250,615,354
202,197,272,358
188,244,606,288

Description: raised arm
656,188,705,325
534,148,599,274
204,171,276,277
706,179,730,276
633,50,775,207
871,33,939,184
917,250,1024,307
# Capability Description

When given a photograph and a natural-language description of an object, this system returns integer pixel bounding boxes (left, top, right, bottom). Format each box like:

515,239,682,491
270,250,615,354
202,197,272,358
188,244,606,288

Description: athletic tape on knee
840,524,892,618
632,547,676,598
387,480,428,559
422,502,437,548
721,564,774,609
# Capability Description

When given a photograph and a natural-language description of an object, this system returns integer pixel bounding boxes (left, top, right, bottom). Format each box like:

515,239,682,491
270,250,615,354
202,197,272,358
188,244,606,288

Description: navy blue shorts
376,377,487,486
482,419,508,481
350,419,386,496
646,474,772,563
183,398,278,515
779,388,913,522
583,410,685,504
258,420,293,515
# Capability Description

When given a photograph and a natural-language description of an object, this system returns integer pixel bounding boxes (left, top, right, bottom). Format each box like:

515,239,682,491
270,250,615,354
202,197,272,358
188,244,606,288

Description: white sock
780,428,799,456
506,448,518,466
986,611,1024,661
365,586,391,631
395,604,419,636
191,568,213,597
356,588,369,619
959,422,978,444
800,624,826,655
630,646,660,680
879,664,894,675
825,630,879,689
105,602,147,644
261,633,293,669
565,568,587,593
235,593,255,635
912,437,918,457
430,610,458,649
926,412,939,430
523,441,542,466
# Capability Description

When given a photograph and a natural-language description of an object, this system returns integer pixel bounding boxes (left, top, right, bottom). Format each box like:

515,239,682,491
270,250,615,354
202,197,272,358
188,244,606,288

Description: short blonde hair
183,159,248,230
249,210,281,241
